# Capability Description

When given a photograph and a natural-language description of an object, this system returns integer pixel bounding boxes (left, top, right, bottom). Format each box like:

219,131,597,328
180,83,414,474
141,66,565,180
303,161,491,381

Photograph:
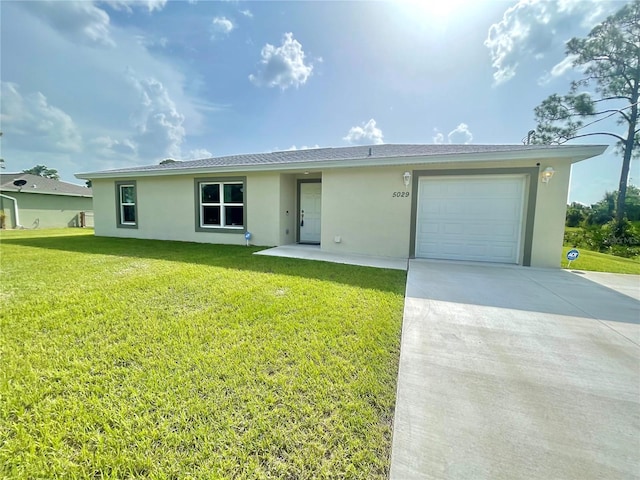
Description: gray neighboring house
77,143,607,268
0,173,93,229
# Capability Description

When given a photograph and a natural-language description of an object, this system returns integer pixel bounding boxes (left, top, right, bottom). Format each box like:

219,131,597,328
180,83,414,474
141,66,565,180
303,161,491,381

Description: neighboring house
76,144,606,268
0,173,93,229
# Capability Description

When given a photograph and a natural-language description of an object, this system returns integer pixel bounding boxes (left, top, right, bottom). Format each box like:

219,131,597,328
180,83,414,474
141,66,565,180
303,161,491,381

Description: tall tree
22,165,60,180
533,0,639,225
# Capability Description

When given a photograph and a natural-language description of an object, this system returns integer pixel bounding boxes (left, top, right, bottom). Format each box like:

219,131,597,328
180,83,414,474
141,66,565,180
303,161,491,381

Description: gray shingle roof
77,143,608,177
0,173,92,196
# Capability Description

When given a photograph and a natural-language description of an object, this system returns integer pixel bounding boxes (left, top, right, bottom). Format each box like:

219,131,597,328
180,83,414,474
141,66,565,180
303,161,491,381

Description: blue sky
1,0,637,204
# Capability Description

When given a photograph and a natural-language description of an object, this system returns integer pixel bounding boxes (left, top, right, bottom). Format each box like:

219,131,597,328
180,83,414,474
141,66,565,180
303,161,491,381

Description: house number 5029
392,192,410,198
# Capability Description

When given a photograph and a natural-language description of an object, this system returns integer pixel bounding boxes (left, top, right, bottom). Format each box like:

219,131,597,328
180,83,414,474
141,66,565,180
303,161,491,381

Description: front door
299,182,321,244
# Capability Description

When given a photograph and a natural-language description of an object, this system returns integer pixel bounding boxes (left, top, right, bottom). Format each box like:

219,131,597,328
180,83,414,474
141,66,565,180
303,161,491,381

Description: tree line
533,0,639,229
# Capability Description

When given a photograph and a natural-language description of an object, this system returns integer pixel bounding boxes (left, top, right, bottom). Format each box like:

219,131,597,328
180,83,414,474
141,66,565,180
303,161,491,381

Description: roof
0,173,92,197
76,143,609,179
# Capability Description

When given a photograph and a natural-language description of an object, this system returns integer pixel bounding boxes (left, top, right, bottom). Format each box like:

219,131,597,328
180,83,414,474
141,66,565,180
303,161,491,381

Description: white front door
300,182,321,243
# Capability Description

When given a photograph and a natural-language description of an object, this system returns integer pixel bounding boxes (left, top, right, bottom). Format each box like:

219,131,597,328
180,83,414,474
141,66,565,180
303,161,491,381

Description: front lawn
561,245,640,274
0,229,407,479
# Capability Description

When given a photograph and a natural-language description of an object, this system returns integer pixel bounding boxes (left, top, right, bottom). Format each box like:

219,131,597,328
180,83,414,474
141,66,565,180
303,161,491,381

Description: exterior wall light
403,171,412,187
541,166,555,184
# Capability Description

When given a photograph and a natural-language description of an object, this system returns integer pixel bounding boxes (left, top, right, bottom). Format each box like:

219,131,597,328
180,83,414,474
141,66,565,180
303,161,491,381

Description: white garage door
415,175,526,264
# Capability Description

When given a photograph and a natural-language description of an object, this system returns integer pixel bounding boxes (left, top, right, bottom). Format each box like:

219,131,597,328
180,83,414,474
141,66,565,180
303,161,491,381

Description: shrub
565,221,640,259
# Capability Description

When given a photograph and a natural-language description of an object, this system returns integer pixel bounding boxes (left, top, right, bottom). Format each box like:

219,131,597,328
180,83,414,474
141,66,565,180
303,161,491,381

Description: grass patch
561,245,640,274
0,229,407,479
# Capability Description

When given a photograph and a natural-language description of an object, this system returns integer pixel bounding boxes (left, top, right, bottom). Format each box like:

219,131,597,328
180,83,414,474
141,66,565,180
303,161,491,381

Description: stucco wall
321,167,412,257
0,191,92,229
246,173,280,246
530,160,571,268
279,174,296,245
320,159,570,267
90,156,574,268
92,173,281,246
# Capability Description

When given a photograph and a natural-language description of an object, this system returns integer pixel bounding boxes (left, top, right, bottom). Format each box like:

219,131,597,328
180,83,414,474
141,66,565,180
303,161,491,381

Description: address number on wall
392,192,410,198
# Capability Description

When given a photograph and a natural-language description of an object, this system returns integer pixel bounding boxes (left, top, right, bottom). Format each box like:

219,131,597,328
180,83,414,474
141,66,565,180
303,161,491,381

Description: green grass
561,245,640,274
0,229,407,479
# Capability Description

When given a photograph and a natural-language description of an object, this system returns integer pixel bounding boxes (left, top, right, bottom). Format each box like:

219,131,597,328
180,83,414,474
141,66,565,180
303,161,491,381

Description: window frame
115,181,138,229
194,177,246,233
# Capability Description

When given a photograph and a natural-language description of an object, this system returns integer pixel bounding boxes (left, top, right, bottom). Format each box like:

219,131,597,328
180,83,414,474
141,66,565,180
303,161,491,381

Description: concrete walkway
254,244,408,270
390,260,640,479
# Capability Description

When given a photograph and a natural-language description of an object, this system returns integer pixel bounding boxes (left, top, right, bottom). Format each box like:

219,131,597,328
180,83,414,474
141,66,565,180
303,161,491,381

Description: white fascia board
0,188,92,198
75,145,608,180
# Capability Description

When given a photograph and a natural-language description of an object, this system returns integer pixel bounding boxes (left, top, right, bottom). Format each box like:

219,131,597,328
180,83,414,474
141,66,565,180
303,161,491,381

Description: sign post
566,249,579,268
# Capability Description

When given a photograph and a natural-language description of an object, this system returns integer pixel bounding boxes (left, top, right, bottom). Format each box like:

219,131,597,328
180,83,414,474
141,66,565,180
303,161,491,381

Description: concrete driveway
390,260,640,480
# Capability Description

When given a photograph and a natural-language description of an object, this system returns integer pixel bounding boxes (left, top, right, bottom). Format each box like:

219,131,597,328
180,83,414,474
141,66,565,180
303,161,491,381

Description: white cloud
538,53,582,85
185,148,213,159
135,34,168,49
550,53,579,77
485,0,616,85
432,124,474,145
127,74,186,160
249,33,314,90
104,1,167,13
240,9,253,18
90,136,137,158
0,82,83,153
447,123,473,144
433,130,445,144
343,119,384,145
285,144,320,151
17,1,168,48
19,1,114,47
211,16,234,39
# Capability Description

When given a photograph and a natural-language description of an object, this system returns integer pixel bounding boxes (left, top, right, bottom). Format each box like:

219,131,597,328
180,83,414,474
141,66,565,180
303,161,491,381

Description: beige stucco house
76,144,607,268
0,173,93,229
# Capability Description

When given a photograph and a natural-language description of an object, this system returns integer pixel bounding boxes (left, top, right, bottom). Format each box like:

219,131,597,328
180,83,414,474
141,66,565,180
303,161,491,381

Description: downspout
0,193,22,228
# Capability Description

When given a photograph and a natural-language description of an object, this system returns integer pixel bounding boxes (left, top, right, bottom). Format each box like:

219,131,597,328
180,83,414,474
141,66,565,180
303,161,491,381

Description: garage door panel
416,175,525,264
419,222,439,235
443,222,464,235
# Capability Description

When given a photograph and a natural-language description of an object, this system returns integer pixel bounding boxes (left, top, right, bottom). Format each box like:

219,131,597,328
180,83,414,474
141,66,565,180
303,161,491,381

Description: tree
159,158,179,165
621,184,640,221
565,202,591,227
582,186,640,225
85,180,92,188
533,0,640,225
586,191,616,225
22,165,60,180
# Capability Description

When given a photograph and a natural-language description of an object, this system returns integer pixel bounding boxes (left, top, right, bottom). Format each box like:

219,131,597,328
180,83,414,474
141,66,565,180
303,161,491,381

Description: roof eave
75,145,608,180
0,188,92,197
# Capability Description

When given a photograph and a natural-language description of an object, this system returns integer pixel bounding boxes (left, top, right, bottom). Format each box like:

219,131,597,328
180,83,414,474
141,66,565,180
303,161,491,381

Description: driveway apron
390,260,640,480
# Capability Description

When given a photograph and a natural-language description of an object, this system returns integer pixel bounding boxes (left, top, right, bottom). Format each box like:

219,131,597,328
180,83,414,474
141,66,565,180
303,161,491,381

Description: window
196,178,245,232
115,181,137,228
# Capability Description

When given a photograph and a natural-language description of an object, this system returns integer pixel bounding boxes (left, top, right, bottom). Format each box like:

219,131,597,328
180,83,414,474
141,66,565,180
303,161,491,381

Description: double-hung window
196,178,245,231
116,181,137,228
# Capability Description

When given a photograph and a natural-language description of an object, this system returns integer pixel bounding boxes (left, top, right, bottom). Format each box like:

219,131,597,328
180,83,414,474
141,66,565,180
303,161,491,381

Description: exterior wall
246,173,280,246
321,166,412,257
530,161,571,268
320,159,570,267
279,174,296,245
0,191,92,229
92,173,281,246
90,156,574,268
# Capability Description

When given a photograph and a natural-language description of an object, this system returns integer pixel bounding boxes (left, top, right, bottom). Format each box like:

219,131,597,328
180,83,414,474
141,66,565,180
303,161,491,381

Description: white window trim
199,181,244,229
115,181,137,229
119,184,136,226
